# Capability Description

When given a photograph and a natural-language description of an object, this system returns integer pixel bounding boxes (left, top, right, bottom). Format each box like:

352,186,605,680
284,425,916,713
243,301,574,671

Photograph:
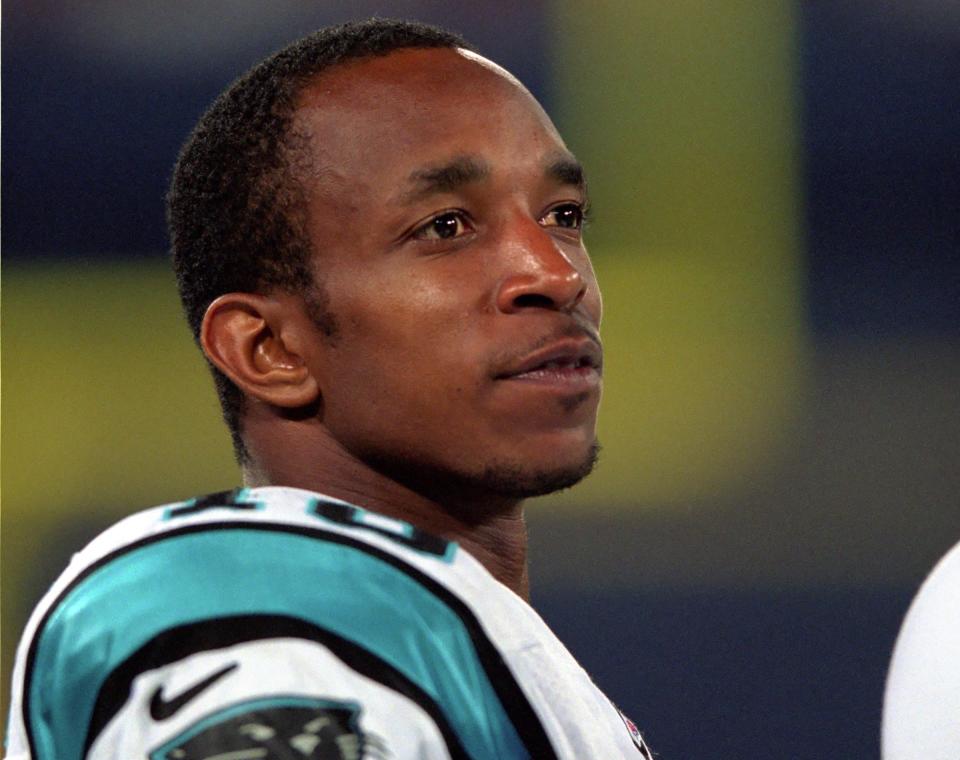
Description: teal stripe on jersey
29,527,528,760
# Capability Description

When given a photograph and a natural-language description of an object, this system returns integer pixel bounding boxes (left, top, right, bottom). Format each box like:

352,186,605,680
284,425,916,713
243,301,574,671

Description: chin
474,439,601,499
358,438,600,511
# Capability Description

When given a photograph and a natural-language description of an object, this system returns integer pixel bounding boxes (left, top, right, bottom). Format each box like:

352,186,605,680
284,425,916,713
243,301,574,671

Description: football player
7,19,652,759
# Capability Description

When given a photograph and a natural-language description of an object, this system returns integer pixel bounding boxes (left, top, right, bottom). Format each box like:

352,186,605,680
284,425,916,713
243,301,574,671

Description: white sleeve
882,540,960,759
87,638,453,760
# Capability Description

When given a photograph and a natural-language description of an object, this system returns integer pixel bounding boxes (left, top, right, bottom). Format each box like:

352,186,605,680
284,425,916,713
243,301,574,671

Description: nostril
513,293,555,309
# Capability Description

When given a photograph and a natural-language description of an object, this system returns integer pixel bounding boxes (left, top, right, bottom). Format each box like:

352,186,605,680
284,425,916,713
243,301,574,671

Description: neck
242,419,532,600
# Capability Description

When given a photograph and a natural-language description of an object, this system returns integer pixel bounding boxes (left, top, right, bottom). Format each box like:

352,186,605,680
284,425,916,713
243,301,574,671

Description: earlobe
201,293,320,408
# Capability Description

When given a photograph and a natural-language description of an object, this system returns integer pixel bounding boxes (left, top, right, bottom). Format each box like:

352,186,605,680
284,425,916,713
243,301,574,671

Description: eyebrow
401,156,491,204
546,154,587,192
397,152,587,205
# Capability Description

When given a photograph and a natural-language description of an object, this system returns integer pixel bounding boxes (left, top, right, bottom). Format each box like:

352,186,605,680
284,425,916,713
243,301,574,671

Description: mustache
490,321,603,375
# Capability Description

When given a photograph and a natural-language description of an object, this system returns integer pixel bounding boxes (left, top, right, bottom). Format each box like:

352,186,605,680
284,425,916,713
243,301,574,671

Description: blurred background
3,1,958,756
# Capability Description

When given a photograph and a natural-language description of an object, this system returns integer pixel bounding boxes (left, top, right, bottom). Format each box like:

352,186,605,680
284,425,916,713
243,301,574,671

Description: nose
495,220,588,314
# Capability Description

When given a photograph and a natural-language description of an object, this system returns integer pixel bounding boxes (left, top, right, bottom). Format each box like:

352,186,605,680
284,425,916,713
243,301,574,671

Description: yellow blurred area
2,263,239,532
551,0,801,253
542,251,807,511
538,0,807,510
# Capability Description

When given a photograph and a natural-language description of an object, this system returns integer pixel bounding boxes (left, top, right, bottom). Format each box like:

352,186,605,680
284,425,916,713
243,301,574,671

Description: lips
496,337,603,384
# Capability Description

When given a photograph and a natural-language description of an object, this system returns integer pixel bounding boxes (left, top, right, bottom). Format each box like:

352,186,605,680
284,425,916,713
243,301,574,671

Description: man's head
168,19,602,505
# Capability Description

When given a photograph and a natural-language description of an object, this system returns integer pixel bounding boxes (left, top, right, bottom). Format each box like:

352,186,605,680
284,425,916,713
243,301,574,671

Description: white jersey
883,539,960,759
6,486,651,760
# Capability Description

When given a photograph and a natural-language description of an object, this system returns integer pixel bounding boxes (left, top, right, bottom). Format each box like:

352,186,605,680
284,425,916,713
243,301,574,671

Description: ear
200,292,320,409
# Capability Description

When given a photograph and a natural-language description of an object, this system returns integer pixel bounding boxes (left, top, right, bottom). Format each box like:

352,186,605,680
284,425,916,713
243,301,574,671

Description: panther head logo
150,698,388,760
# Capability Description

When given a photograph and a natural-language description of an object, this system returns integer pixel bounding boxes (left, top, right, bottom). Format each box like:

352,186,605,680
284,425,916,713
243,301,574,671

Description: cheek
320,271,486,414
318,334,488,465
335,257,488,348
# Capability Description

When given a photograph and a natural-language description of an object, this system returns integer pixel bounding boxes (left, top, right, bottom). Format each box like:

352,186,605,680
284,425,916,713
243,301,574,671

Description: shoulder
7,487,549,760
13,486,467,697
22,486,465,648
883,539,960,759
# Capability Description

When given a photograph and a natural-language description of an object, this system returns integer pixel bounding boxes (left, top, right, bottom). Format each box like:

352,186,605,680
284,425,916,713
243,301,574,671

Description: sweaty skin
203,48,602,600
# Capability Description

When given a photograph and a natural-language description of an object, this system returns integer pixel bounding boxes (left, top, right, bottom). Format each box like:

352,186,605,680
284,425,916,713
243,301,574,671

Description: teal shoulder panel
28,525,527,760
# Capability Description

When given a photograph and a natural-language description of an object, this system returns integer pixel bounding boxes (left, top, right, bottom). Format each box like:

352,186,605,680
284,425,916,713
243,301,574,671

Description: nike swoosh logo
149,662,238,720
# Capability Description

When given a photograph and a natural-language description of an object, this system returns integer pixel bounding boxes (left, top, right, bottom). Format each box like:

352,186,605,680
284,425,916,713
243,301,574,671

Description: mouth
495,338,603,389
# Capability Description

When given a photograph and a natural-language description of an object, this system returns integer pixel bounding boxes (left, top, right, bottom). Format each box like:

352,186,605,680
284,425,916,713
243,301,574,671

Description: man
6,19,651,759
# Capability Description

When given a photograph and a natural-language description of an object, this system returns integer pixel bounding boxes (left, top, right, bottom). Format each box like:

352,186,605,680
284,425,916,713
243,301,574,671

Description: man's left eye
541,204,584,229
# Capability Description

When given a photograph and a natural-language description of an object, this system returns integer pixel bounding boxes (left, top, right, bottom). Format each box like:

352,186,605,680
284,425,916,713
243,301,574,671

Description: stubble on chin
474,439,601,499
359,439,601,516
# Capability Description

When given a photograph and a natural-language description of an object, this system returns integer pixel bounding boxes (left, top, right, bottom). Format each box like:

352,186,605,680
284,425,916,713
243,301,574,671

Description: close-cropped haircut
167,19,472,463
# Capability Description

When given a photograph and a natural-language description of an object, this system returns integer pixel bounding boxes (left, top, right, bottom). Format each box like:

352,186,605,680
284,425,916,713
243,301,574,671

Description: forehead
290,47,567,189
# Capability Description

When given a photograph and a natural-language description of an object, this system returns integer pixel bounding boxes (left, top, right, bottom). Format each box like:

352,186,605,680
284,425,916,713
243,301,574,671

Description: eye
413,211,473,241
541,203,585,230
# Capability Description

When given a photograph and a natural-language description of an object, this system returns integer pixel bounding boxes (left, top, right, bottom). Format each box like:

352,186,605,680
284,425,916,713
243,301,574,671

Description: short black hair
168,19,472,463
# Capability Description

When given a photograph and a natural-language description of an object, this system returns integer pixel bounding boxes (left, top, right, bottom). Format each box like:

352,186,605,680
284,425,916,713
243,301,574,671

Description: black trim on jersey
310,497,452,557
22,515,558,760
165,488,259,518
85,614,472,759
